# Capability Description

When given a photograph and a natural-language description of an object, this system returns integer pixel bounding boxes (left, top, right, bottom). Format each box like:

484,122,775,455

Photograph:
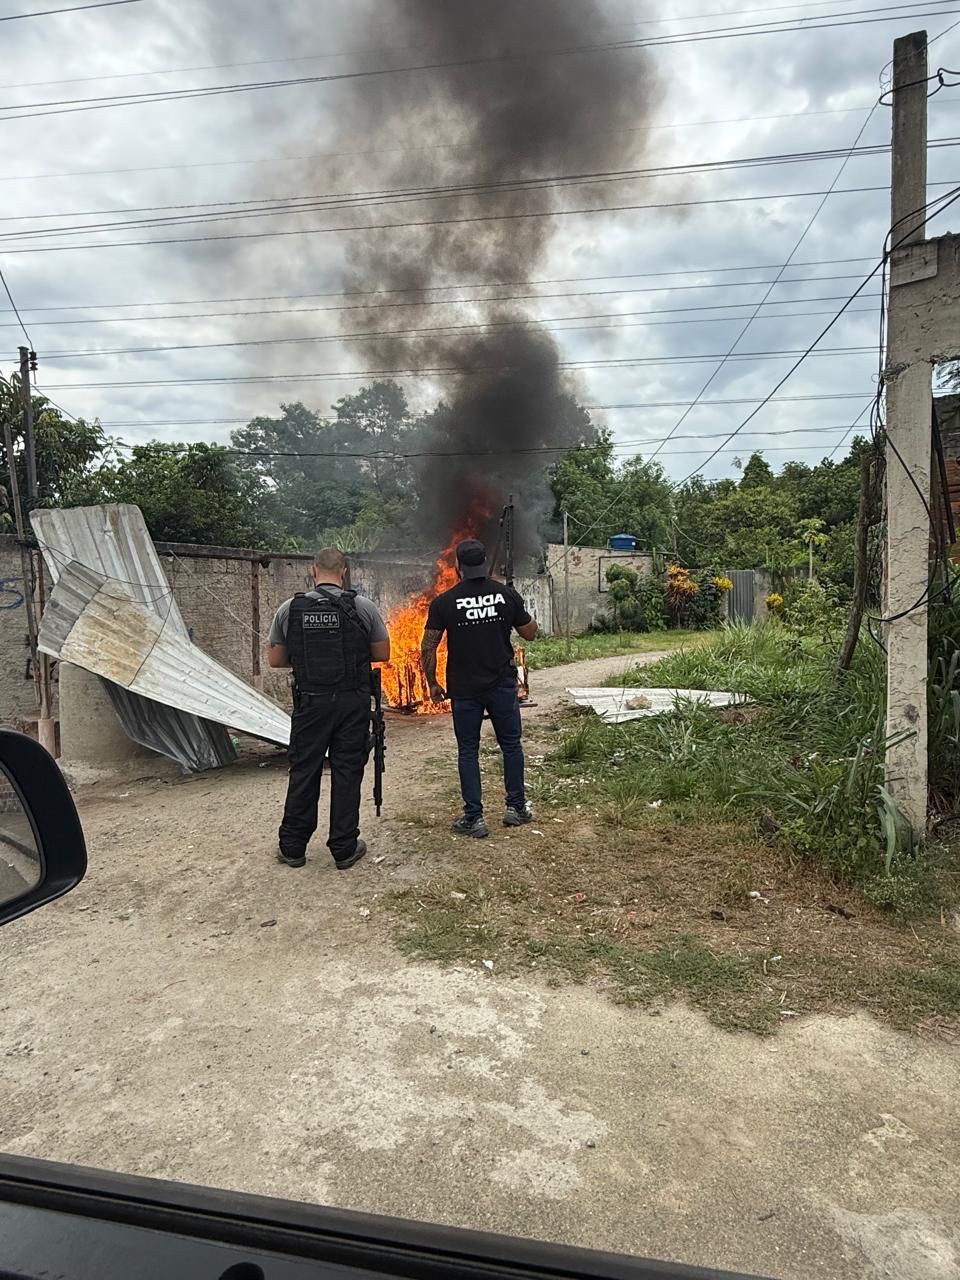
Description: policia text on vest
267,550,391,871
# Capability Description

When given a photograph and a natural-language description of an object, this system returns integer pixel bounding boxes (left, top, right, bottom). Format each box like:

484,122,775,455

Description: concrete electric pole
884,30,934,837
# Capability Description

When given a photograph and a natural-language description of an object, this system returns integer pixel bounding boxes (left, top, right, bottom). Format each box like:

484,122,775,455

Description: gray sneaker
503,803,533,827
451,815,489,838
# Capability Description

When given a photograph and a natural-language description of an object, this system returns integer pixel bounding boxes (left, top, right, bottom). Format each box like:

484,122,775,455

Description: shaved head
313,547,347,575
312,547,348,585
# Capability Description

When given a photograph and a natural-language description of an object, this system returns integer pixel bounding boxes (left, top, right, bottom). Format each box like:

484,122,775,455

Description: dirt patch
390,800,960,1039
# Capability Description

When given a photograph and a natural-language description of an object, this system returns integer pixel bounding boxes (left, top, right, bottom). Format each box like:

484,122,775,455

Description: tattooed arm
420,628,446,702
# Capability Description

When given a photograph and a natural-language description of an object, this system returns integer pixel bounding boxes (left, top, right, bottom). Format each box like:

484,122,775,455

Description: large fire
380,529,473,714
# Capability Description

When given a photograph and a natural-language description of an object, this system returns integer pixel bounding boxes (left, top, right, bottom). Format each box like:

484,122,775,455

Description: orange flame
381,527,477,714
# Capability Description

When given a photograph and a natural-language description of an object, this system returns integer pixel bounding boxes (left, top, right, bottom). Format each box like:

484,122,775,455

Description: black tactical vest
286,588,372,696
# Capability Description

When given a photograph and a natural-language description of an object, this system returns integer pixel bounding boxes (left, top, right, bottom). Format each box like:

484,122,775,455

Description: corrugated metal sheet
32,504,188,625
39,560,290,746
31,505,289,766
566,687,745,724
103,684,234,773
31,504,238,769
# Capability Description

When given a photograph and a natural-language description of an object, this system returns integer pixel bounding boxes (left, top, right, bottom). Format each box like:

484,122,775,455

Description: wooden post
884,30,930,836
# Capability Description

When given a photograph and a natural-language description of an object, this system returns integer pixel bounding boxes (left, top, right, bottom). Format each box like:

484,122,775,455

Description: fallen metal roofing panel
39,560,290,747
104,684,235,773
565,687,745,724
31,504,187,626
30,504,241,770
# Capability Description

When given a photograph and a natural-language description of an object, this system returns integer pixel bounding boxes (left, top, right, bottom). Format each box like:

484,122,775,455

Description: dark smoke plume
330,0,658,553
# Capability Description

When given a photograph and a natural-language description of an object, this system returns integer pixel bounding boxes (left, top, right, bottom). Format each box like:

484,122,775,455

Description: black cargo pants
279,689,370,863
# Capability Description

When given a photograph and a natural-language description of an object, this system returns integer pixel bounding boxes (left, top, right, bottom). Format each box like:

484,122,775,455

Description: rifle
371,668,386,817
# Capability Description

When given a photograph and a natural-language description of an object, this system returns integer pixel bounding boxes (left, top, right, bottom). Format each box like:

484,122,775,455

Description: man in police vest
268,548,390,869
420,538,538,838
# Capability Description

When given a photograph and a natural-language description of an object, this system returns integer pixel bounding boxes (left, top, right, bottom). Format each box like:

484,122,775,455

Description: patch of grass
611,619,827,702
389,812,960,1038
582,622,942,898
525,629,701,670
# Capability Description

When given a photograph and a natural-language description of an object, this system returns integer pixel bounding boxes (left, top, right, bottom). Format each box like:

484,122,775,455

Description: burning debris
381,529,470,714
380,501,532,714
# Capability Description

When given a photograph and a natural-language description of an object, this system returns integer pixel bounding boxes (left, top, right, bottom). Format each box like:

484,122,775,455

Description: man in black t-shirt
421,538,538,838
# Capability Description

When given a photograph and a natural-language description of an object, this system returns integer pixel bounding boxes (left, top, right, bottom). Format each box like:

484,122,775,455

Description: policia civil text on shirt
420,538,538,839
268,548,390,870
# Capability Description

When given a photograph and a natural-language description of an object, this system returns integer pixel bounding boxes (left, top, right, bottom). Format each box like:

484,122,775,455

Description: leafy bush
600,564,666,632
782,578,845,636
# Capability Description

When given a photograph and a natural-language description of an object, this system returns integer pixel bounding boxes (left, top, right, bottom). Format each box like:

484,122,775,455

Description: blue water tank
608,533,637,551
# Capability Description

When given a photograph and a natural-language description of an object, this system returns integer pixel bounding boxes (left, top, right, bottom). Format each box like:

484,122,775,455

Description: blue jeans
451,676,525,819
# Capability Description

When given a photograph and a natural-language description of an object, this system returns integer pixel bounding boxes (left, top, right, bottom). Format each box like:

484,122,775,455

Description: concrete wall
544,543,654,634
0,536,441,726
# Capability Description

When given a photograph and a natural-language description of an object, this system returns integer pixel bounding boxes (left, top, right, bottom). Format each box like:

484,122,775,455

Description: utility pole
562,510,573,658
16,346,56,756
3,411,44,742
885,31,931,836
18,347,37,502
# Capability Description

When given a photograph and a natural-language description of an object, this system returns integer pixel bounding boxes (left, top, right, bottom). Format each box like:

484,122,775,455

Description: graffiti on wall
0,578,24,611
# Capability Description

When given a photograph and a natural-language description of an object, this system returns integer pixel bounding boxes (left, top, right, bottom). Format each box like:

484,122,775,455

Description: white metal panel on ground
565,687,745,723
39,561,290,746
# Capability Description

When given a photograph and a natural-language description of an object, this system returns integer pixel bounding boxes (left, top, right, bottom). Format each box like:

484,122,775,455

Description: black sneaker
335,838,368,870
277,848,306,868
503,803,533,827
451,815,489,838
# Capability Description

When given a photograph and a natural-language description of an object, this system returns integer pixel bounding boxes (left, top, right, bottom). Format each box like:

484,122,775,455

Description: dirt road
2,650,959,1280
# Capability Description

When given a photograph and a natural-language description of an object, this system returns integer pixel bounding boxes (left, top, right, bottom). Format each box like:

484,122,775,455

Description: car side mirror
0,730,87,927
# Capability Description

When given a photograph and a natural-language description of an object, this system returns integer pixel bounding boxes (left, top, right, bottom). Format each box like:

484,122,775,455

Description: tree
796,516,829,579
671,443,865,593
230,382,418,545
737,451,775,489
67,443,290,548
550,432,674,550
1,376,107,510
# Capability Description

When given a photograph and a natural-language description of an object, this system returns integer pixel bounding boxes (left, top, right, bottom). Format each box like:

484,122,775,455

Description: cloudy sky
2,0,959,485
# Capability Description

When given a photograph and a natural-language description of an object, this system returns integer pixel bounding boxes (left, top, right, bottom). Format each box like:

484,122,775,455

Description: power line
5,5,960,123
3,182,944,256
101,424,866,461
0,0,936,90
0,284,880,332
0,258,880,321
598,392,875,408
99,422,875,446
672,182,960,485
648,101,880,463
1,0,141,20
5,137,954,238
540,185,960,571
0,266,32,346
92,394,880,424
0,104,896,185
33,390,882,420
37,298,882,360
39,347,879,390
